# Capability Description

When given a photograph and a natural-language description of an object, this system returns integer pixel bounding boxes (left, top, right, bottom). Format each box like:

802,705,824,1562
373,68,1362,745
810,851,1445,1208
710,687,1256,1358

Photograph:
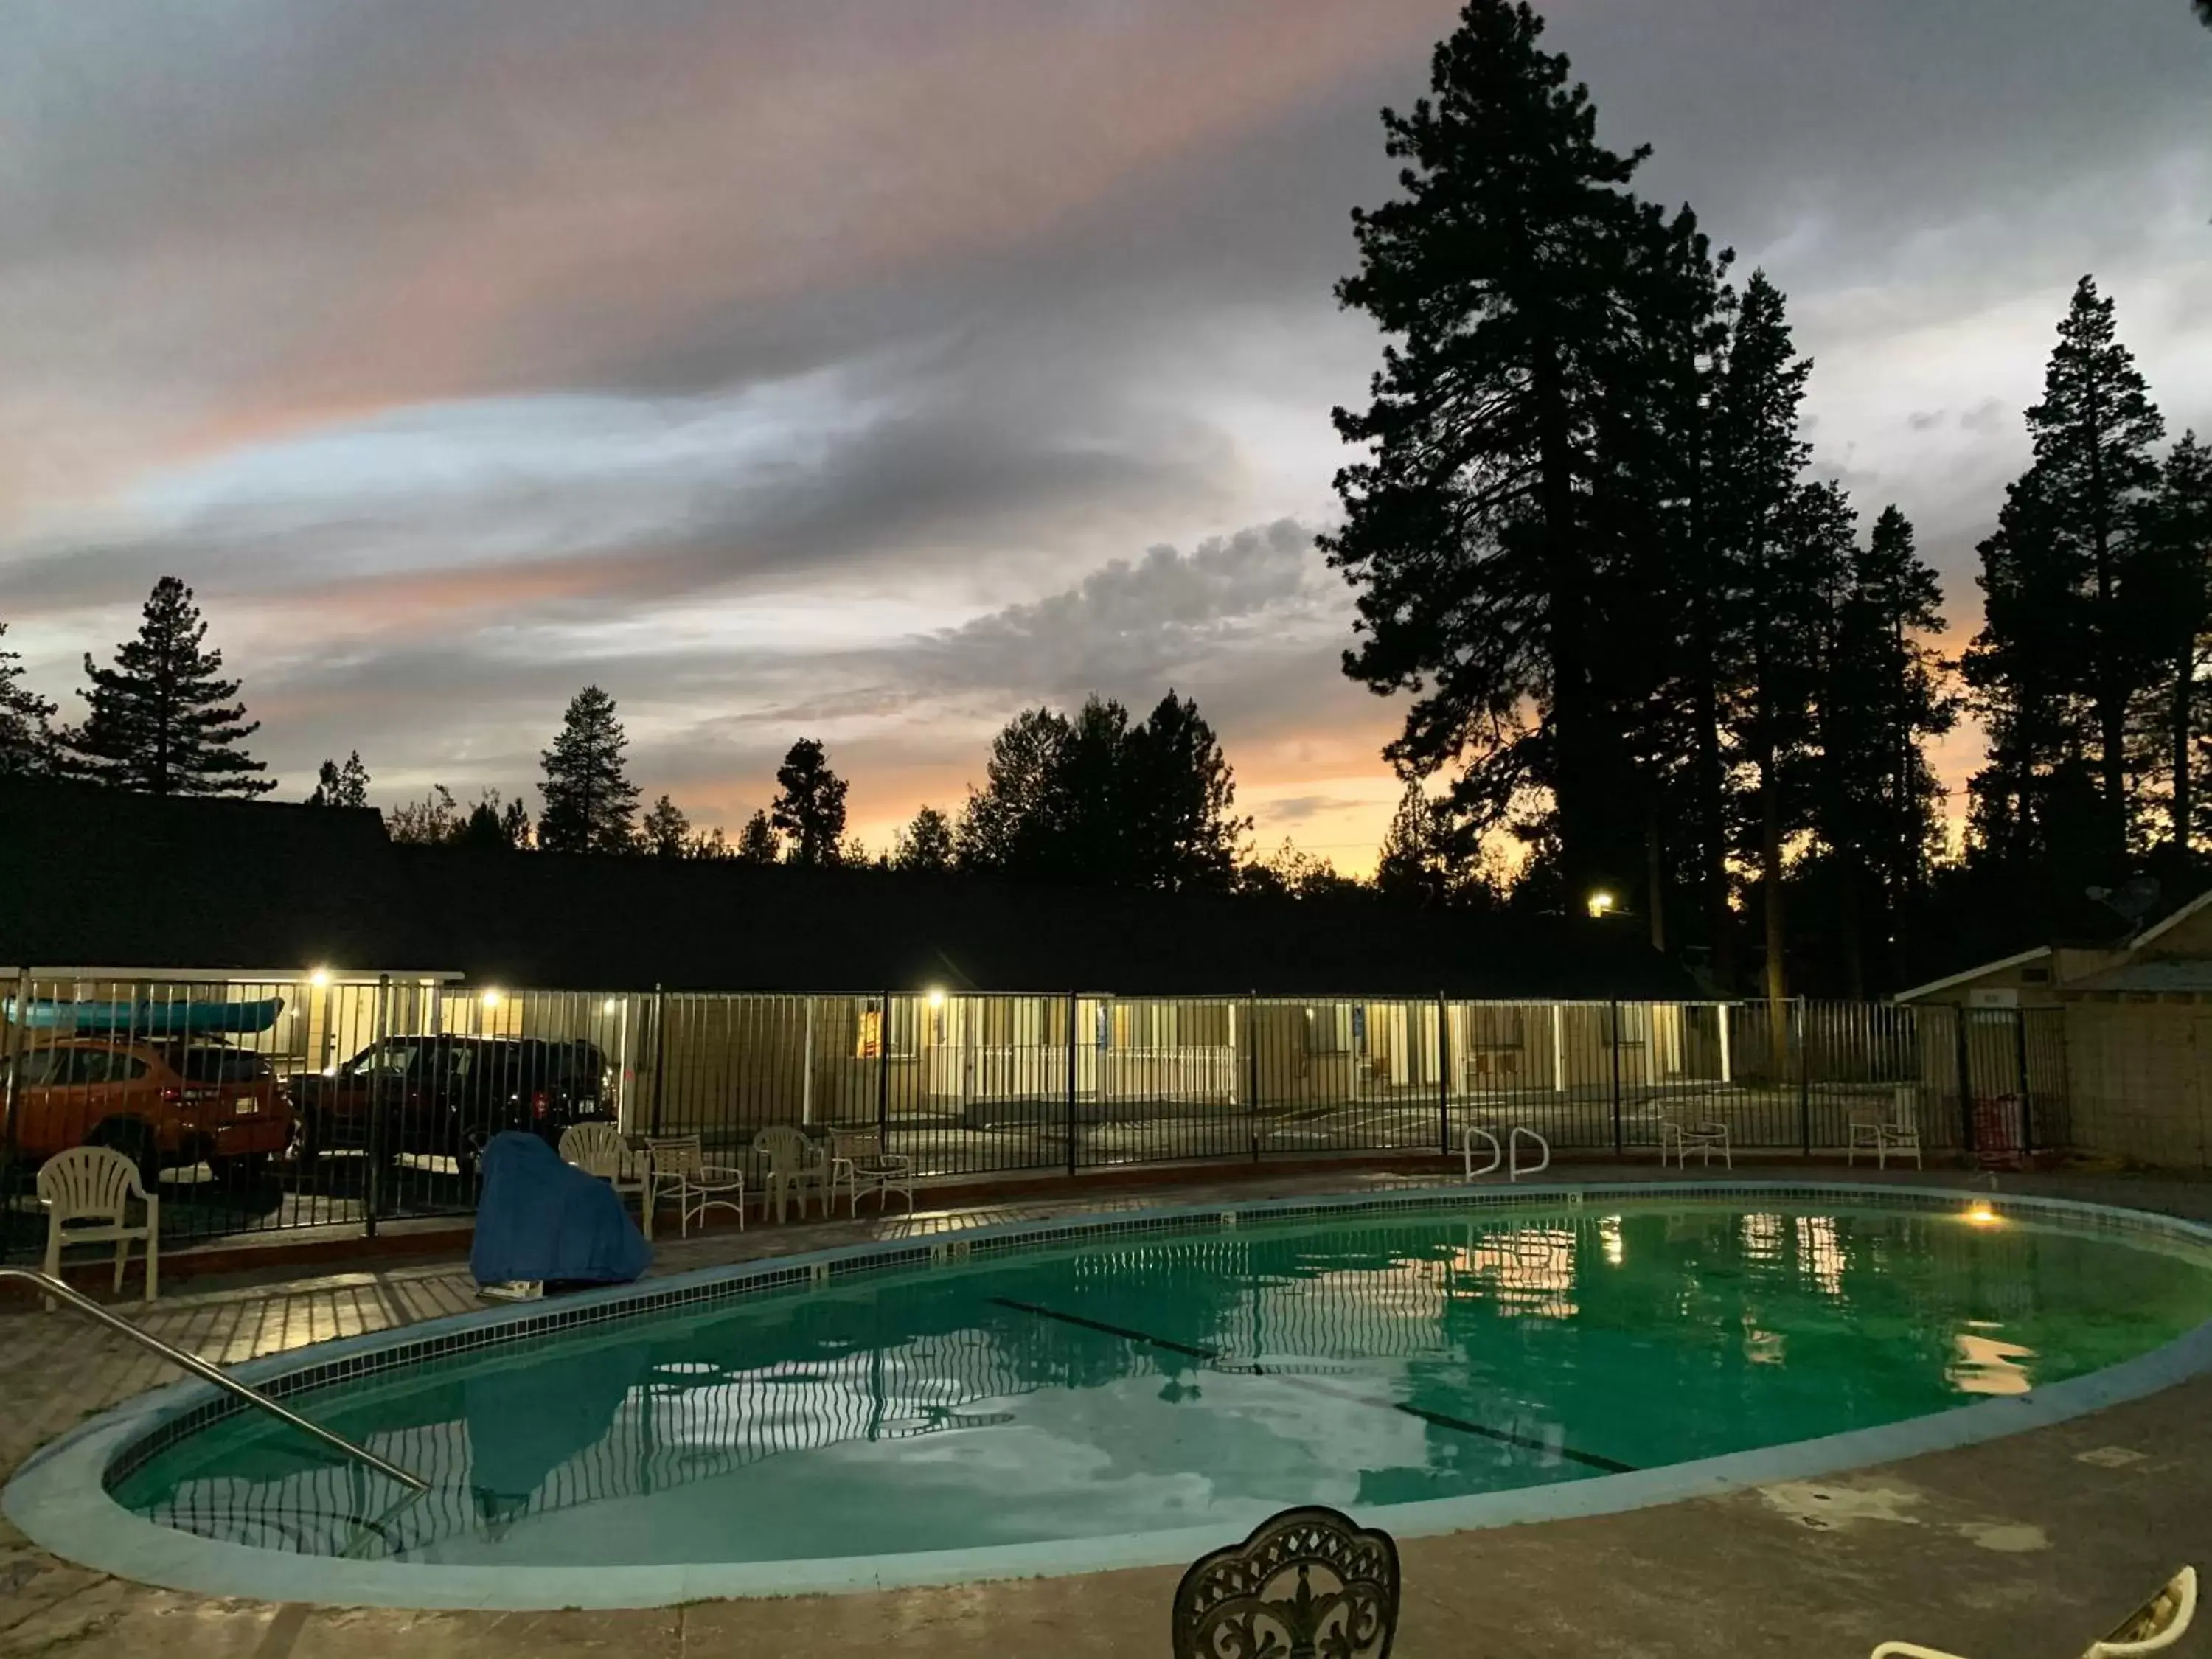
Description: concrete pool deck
1,1161,2209,1657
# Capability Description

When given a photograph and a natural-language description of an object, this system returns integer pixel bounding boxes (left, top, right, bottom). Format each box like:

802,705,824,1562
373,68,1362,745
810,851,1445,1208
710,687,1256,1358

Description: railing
0,1266,426,1491
0,978,2071,1256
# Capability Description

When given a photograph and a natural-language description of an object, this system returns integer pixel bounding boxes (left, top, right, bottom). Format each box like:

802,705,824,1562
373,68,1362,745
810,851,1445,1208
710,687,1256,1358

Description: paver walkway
2,1161,2209,1657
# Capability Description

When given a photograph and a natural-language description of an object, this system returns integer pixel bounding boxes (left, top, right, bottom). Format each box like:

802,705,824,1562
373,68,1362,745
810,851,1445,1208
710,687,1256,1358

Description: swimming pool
13,1183,2212,1609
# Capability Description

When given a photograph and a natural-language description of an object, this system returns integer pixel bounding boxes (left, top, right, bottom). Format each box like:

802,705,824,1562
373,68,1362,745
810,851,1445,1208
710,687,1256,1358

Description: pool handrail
0,1266,428,1493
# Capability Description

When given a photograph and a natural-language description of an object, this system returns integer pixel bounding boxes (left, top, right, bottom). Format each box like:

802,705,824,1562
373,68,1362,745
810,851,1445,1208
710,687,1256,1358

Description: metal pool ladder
0,1267,428,1492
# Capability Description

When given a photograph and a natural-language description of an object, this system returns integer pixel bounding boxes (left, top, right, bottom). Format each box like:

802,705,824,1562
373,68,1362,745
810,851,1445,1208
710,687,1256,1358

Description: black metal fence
0,973,2069,1258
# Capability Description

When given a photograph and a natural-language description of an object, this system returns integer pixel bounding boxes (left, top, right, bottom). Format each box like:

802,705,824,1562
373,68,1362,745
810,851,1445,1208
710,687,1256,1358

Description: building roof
1891,946,2054,1004
0,782,1696,1001
2065,959,2212,995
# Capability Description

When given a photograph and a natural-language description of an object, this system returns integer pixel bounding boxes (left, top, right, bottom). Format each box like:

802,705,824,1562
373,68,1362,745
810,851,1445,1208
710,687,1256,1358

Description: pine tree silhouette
0,622,59,779
66,577,273,796
537,686,640,852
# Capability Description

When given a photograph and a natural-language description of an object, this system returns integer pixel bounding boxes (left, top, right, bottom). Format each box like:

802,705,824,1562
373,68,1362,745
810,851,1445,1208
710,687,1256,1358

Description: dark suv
291,1035,612,1177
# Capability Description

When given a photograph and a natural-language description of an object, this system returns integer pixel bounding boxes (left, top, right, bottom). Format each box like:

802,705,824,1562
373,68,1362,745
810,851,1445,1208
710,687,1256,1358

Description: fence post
0,970,28,1262
1246,993,1261,1162
647,984,667,1135
1796,996,1812,1157
2014,1006,2035,1155
364,973,389,1239
1436,991,1452,1158
1607,1000,1624,1155
1952,1006,1978,1159
1065,992,1079,1177
876,991,892,1151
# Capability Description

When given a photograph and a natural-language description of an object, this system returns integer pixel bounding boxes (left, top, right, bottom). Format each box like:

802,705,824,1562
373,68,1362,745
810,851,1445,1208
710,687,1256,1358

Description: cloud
6,0,2211,868
1958,397,2011,434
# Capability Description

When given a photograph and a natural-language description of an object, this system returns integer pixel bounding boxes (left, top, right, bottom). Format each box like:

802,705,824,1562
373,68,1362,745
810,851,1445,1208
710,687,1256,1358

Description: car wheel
86,1118,161,1191
206,1152,270,1186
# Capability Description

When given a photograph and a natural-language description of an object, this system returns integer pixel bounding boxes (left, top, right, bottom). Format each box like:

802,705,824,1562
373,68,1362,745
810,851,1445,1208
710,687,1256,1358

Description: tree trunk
1645,815,1667,954
1837,858,1865,1001
2172,637,2194,855
1532,341,1596,902
2086,380,2129,861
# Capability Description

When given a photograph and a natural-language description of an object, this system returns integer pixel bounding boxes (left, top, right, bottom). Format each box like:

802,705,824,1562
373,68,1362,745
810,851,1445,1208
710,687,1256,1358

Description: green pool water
111,1202,2212,1567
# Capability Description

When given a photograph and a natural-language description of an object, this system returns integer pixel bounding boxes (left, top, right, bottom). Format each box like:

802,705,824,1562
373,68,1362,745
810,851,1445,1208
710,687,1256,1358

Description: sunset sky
3,0,2208,871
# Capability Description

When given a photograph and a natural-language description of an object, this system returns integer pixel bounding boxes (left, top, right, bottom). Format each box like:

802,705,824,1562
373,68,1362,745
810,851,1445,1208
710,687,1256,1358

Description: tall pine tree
1964,278,2165,876
1708,274,1824,1006
1324,0,1658,908
537,686,640,852
66,577,272,796
0,622,59,779
955,709,1069,875
1812,505,1955,993
770,740,849,867
1121,692,1250,892
2139,433,2212,857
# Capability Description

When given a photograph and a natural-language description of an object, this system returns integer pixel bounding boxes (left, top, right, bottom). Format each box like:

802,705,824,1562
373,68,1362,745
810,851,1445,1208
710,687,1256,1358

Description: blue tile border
9,1180,2212,1610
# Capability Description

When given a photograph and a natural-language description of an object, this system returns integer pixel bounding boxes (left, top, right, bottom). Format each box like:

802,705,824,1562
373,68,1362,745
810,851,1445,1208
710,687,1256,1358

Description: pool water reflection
111,1202,2212,1568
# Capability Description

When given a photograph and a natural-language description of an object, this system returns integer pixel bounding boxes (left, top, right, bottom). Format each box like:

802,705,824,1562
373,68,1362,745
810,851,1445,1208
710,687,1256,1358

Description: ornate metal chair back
1170,1505,1400,1659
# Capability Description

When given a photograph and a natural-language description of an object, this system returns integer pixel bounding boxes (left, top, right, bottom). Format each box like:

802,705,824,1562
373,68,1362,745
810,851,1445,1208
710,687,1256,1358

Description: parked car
0,1037,296,1183
291,1035,613,1176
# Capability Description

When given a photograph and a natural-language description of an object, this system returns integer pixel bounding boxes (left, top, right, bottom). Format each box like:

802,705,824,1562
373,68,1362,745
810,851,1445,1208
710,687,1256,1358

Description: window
61,1047,146,1085
175,1048,271,1084
855,1002,920,1061
344,1043,418,1079
4,1048,70,1087
1304,1005,1353,1054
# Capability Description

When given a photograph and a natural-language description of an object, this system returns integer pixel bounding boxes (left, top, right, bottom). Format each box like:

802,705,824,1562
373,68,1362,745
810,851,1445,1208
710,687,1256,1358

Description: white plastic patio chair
558,1121,653,1239
1871,1564,2194,1659
1657,1114,1731,1169
752,1125,827,1223
825,1127,916,1217
643,1135,746,1237
38,1145,159,1307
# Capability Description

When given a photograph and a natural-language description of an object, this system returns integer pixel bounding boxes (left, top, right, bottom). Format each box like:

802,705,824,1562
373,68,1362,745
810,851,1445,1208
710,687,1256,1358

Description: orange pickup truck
1,1037,296,1183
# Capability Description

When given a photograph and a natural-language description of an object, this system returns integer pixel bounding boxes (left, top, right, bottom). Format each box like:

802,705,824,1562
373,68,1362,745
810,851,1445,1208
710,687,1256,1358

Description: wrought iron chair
824,1127,915,1217
1657,1113,1732,1169
1171,1505,1400,1659
642,1134,746,1237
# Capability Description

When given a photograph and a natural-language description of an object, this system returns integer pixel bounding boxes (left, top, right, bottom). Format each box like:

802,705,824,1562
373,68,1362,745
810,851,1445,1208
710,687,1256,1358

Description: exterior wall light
1586,891,1616,918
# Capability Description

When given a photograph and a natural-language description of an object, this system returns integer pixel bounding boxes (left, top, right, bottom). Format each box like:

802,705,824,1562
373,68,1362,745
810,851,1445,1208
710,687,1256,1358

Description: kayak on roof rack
1,996,285,1035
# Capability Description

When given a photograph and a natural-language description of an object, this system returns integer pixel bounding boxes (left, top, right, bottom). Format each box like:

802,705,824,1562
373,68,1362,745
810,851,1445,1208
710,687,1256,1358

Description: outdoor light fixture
308,967,331,988
1964,1202,2001,1227
926,987,947,1007
602,998,619,1015
1586,891,1616,918
481,989,503,1009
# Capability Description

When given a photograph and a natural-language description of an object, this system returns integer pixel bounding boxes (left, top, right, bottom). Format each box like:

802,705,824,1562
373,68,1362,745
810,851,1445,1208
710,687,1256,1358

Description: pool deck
3,1160,2211,1657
